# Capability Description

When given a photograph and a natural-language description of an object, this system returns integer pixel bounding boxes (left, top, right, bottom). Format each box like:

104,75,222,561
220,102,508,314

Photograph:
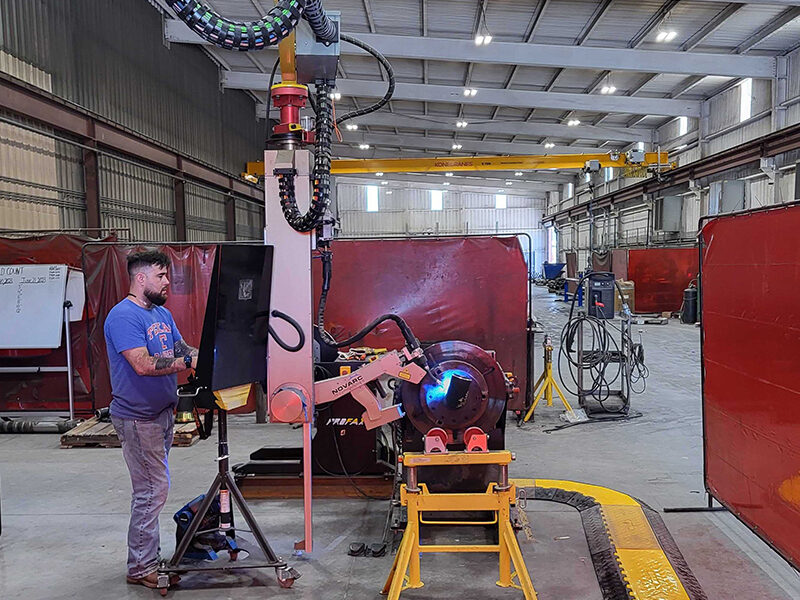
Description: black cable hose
317,250,332,333
268,56,280,106
302,0,338,42
165,0,336,50
327,314,420,351
276,84,333,232
268,309,306,352
335,34,395,125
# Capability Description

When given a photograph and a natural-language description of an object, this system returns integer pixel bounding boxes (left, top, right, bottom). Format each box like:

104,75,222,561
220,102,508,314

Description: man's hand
190,355,198,370
121,347,190,376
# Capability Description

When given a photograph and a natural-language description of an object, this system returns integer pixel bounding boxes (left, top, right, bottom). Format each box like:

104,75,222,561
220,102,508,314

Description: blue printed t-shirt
104,298,182,420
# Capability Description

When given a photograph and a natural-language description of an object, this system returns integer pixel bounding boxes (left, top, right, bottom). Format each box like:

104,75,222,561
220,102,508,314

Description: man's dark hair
127,250,171,278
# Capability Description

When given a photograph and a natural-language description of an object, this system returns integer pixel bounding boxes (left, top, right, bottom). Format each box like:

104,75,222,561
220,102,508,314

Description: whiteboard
0,264,68,349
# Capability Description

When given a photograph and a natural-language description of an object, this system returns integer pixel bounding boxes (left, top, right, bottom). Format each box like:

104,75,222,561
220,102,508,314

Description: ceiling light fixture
452,143,463,150
463,88,478,97
443,182,451,186
359,143,370,150
456,121,469,128
514,171,523,176
375,172,384,176
544,142,555,149
567,119,581,126
656,12,678,43
329,90,342,100
475,4,493,46
345,123,358,130
381,180,389,185
386,190,393,195
445,172,454,177
600,85,617,94
657,30,677,42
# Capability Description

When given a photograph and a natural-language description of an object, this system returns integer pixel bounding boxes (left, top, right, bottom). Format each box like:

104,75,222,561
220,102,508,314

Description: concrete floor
3,285,800,599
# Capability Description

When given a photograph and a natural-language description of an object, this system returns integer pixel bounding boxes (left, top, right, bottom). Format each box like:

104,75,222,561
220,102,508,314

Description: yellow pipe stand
381,451,537,600
524,336,573,422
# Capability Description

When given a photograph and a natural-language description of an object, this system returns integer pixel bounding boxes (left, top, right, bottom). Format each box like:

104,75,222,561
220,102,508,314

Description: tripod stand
156,408,300,595
523,335,575,422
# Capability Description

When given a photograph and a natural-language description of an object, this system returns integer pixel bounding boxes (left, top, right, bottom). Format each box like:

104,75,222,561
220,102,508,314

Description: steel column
82,123,101,230
225,194,237,241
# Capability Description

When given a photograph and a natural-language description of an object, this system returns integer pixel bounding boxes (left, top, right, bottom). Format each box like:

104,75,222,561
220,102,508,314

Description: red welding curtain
0,234,113,414
701,205,800,570
312,237,528,410
627,248,696,313
83,244,217,411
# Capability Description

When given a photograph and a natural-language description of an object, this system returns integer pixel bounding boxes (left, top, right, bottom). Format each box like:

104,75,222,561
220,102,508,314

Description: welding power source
587,272,616,319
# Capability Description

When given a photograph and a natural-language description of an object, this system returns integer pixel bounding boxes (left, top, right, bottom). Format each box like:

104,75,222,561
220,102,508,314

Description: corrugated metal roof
697,5,788,49
749,18,800,53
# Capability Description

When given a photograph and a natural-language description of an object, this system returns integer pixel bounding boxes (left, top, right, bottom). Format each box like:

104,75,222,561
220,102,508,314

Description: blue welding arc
423,369,473,408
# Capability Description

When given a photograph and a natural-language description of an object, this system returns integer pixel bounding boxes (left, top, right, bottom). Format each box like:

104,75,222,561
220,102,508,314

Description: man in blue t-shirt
104,250,197,589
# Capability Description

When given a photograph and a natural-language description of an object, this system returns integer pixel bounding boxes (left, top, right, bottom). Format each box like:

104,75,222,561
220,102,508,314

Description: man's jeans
111,409,174,578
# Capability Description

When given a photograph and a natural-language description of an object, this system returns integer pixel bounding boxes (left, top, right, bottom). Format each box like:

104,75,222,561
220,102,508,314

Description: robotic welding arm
314,347,428,429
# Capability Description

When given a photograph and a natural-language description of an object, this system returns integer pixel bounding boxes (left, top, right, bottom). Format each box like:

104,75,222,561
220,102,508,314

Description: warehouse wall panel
707,115,772,155
99,155,175,241
235,199,263,241
0,0,264,176
185,183,227,242
708,79,771,136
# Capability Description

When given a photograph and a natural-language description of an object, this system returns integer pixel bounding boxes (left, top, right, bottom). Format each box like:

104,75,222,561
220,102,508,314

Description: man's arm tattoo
121,347,183,376
174,339,199,358
155,356,175,370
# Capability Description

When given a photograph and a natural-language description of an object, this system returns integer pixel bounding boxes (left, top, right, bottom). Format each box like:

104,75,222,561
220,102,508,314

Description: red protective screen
627,248,697,313
0,234,111,414
2,236,527,415
313,237,528,410
701,205,800,569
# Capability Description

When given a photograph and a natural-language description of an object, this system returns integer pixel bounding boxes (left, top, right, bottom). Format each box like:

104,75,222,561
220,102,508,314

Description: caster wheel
229,550,239,562
276,566,300,588
159,588,168,597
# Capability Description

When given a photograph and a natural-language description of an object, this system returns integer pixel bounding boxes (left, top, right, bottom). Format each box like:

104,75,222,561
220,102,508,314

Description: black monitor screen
195,244,274,395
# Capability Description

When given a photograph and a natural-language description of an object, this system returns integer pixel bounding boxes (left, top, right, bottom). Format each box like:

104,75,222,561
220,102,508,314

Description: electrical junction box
626,149,645,164
587,272,616,319
295,11,340,84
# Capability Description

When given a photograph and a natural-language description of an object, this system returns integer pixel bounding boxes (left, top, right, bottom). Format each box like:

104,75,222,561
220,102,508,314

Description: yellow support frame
382,451,537,600
245,152,673,178
524,339,573,422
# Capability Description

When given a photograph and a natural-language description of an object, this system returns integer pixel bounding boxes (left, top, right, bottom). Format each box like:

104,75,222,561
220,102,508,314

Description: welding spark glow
423,369,472,408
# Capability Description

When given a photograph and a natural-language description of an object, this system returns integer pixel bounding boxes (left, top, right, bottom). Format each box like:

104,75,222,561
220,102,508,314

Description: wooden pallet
60,417,199,448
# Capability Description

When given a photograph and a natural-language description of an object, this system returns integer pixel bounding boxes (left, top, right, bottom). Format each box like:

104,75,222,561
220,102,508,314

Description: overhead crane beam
246,152,672,177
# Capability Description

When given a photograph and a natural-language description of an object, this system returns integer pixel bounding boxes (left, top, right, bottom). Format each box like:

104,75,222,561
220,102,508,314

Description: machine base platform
235,474,394,499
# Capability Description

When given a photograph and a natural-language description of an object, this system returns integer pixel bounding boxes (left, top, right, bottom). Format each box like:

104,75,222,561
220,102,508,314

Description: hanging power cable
165,0,336,49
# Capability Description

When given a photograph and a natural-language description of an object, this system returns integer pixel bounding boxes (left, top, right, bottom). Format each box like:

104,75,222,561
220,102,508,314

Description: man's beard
144,288,168,306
